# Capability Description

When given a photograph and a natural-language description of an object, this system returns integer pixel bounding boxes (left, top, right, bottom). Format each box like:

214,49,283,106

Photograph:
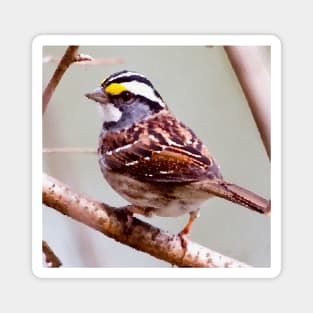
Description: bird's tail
199,179,271,215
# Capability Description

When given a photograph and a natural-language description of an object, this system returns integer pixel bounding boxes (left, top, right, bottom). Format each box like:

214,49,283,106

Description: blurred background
42,45,270,267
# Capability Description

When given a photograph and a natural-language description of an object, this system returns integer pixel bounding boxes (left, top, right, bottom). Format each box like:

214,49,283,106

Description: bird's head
85,70,167,130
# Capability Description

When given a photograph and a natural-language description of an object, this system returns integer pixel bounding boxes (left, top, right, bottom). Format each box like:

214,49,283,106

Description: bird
85,70,270,241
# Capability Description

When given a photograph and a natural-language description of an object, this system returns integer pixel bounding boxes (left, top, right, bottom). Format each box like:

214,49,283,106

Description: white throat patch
98,103,122,122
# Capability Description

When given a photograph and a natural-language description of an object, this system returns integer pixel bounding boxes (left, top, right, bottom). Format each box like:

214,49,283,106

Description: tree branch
42,45,80,114
42,240,62,267
43,55,124,65
224,46,271,159
42,173,250,268
43,147,97,154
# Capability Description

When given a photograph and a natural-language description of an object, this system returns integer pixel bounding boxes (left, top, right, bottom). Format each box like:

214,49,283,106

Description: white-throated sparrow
85,70,270,238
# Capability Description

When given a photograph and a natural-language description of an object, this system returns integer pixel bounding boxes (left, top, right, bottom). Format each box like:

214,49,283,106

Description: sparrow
85,70,270,240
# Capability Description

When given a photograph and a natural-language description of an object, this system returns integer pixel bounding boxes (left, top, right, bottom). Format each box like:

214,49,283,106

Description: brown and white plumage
86,70,270,236
99,111,222,183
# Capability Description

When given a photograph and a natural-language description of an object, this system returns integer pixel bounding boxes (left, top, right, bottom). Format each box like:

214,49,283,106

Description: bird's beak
85,87,109,104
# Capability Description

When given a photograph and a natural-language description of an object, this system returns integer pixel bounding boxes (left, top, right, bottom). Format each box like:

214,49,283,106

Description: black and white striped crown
101,70,166,109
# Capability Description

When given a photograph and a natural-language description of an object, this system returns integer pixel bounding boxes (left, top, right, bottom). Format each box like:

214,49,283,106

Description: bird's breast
101,169,212,217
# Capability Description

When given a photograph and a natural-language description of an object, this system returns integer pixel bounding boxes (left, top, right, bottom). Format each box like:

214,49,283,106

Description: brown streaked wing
104,143,211,182
103,113,222,182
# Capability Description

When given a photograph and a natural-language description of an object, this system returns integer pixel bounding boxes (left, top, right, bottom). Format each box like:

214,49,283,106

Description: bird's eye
120,91,134,104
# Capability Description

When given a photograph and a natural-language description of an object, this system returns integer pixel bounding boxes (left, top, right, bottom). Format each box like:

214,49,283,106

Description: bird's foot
118,205,135,234
123,205,155,217
178,230,190,250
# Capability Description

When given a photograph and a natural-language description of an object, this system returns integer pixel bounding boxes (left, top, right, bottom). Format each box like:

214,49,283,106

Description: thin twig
43,55,124,65
224,46,271,159
42,173,250,268
42,46,80,114
43,147,97,154
42,240,62,267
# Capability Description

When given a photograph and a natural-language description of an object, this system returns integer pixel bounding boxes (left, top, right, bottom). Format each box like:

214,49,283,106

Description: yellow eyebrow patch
105,83,127,95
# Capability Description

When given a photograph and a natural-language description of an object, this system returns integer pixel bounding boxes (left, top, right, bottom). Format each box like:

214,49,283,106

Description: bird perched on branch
86,70,270,242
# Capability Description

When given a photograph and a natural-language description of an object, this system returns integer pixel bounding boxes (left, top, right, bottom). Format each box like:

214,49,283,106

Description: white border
33,35,281,278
